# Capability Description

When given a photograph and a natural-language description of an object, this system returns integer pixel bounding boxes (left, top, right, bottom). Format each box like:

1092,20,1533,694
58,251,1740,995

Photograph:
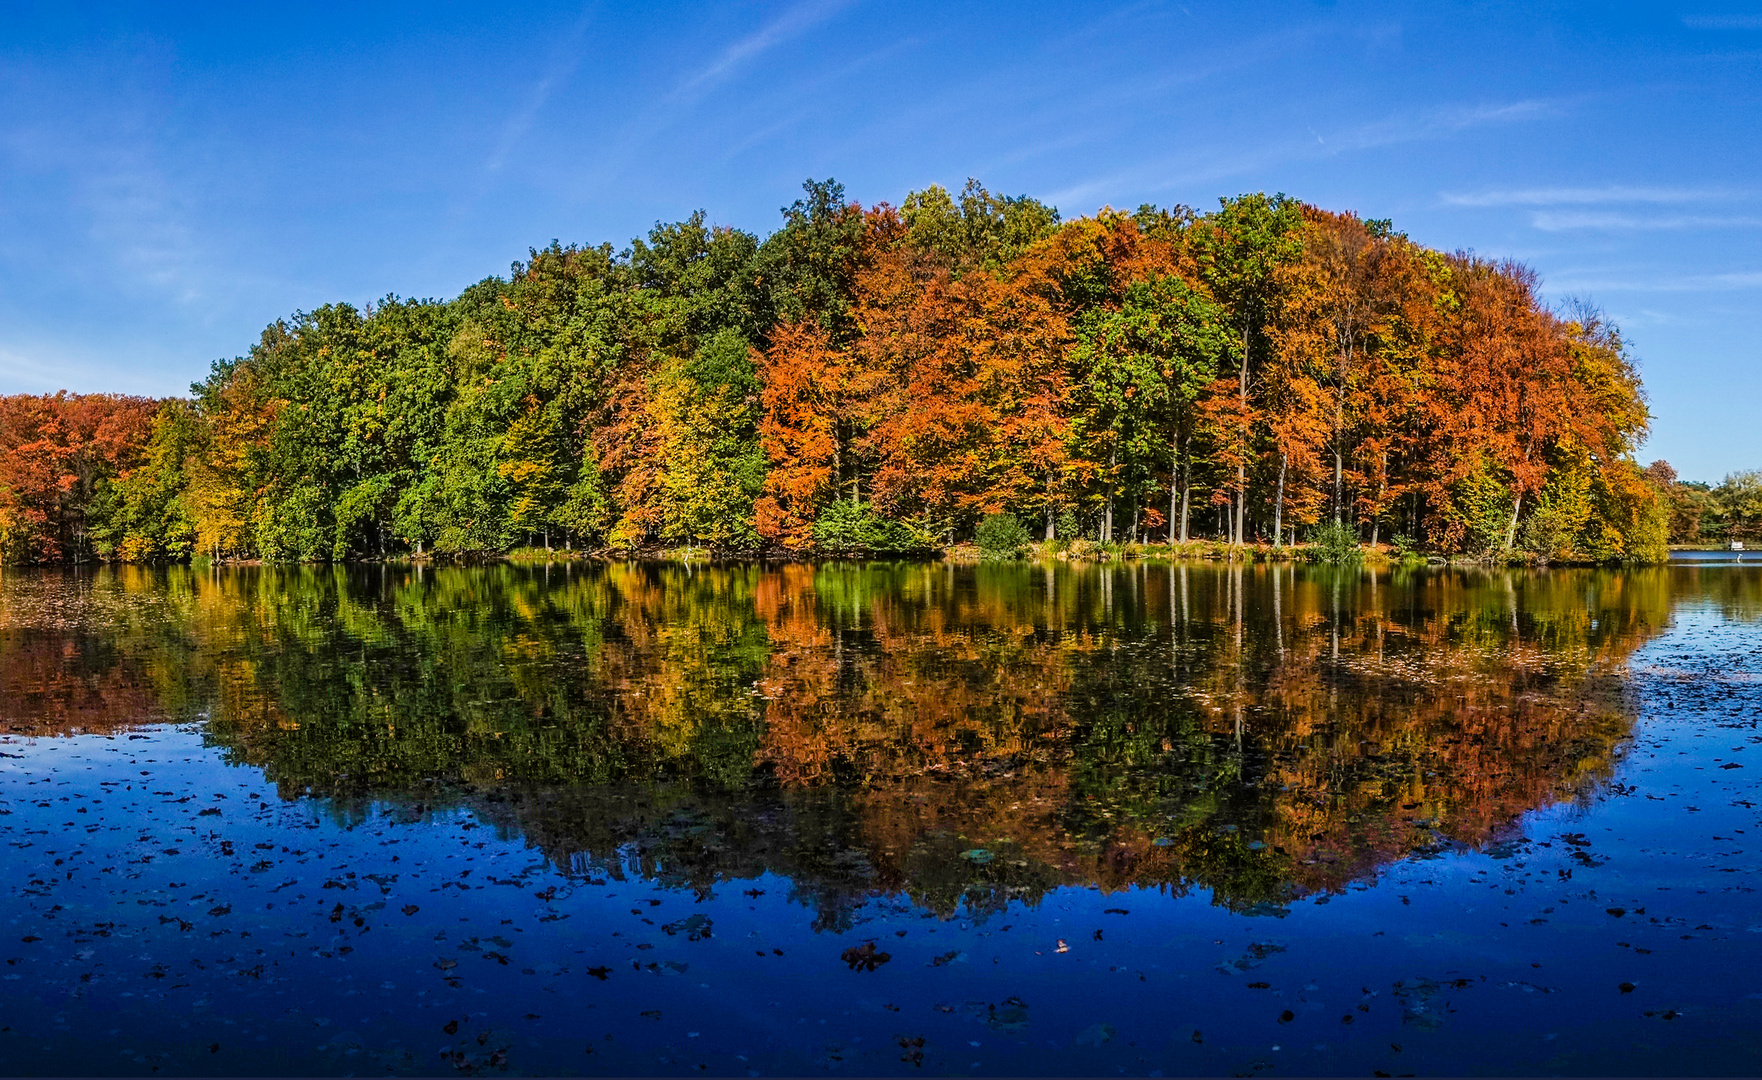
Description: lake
2,560,1760,1076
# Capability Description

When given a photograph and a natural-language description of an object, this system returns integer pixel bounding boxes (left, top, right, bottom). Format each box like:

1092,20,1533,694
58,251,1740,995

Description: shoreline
8,541,1687,571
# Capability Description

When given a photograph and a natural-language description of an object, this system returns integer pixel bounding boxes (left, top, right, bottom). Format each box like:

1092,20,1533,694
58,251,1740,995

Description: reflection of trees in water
0,560,1676,916
1664,564,1762,623
0,568,203,734
0,631,164,735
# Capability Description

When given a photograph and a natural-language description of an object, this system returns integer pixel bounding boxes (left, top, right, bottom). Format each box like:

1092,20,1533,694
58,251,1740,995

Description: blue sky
1,1,1757,481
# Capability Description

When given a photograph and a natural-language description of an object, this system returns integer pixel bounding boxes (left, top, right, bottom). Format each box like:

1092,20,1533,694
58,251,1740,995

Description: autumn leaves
0,180,1667,565
749,191,1659,562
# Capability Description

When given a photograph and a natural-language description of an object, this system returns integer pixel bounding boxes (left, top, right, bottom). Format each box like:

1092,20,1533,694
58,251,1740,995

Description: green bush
812,501,931,555
1308,521,1362,564
1055,508,1079,543
975,512,1032,561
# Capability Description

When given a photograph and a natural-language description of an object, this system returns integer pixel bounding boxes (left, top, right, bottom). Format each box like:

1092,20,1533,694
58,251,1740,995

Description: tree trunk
1235,320,1250,547
1333,445,1343,524
1368,453,1387,549
1167,467,1179,544
1273,453,1287,548
833,425,843,504
1179,435,1191,543
1504,492,1524,552
1102,443,1117,542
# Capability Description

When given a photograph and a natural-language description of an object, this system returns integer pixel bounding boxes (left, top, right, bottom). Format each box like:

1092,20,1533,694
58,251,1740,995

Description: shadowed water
1,560,1759,1075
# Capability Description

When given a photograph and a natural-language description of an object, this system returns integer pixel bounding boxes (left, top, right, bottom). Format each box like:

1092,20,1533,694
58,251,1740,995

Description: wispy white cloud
1441,185,1733,207
673,0,855,100
1334,99,1560,152
1531,210,1762,231
1,67,211,306
1682,14,1762,29
713,35,919,163
1046,97,1563,212
0,345,68,392
0,341,173,396
487,6,596,171
1598,307,1690,328
560,1,858,195
1544,270,1762,293
81,150,204,300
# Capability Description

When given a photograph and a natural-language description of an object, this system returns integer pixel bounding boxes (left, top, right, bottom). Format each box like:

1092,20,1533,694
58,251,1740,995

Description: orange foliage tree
0,393,157,563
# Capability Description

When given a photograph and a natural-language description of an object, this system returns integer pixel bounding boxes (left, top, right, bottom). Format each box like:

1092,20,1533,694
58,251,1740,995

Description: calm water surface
1,561,1759,1076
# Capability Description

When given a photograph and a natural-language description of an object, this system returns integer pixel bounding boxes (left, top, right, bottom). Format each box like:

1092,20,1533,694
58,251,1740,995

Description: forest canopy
0,179,1698,566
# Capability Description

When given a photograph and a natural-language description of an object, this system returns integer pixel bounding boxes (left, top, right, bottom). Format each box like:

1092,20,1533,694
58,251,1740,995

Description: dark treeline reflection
2,560,1719,923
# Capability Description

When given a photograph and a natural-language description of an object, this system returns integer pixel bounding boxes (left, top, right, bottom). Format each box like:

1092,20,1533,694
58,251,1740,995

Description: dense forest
1,178,1742,567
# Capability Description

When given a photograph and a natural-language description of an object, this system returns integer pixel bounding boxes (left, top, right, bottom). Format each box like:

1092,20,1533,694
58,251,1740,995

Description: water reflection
0,561,1690,919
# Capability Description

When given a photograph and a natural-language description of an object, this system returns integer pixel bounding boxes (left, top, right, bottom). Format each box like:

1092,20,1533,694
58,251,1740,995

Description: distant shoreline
11,540,1687,571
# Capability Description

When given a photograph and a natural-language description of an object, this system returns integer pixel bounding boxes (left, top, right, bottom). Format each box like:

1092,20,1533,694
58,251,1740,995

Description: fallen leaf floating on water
897,1035,925,1066
842,941,891,972
661,914,712,940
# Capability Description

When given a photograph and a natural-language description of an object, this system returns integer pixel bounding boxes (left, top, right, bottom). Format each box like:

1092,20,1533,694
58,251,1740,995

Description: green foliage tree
901,178,1061,271
811,499,929,555
90,399,200,561
975,512,1032,560
1070,273,1230,542
1189,193,1306,544
1717,469,1762,542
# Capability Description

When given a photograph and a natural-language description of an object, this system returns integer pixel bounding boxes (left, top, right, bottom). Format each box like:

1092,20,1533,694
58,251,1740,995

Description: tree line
1645,461,1762,547
0,178,1703,566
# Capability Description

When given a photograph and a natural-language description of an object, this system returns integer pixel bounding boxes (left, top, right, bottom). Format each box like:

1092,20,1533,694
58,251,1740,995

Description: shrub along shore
8,178,1754,569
